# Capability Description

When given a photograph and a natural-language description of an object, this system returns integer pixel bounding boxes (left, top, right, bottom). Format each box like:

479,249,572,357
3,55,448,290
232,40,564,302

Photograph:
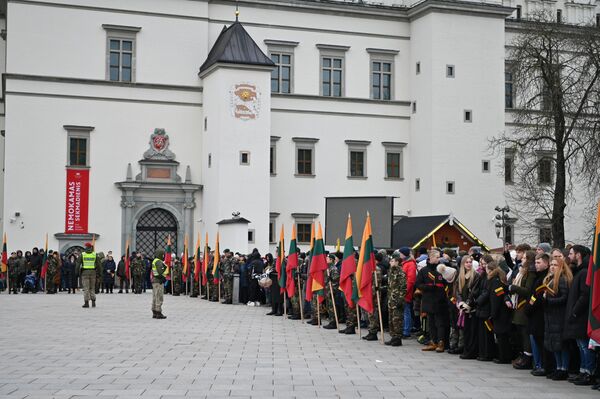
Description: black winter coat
525,268,548,336
488,275,512,334
563,258,590,340
474,272,491,319
415,263,447,314
544,276,569,352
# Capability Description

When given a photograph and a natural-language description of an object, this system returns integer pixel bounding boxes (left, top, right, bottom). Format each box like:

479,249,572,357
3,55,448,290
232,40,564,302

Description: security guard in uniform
77,242,100,308
151,249,168,319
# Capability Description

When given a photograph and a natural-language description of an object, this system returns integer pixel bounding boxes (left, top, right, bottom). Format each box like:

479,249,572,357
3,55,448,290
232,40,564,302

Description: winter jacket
488,272,512,334
544,275,569,352
563,258,590,340
474,273,491,319
402,258,417,303
116,259,126,278
525,268,548,336
508,267,537,326
415,262,447,314
103,259,116,284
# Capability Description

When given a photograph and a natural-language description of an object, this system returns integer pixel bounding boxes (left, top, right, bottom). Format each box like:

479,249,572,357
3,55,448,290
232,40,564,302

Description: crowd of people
1,240,598,391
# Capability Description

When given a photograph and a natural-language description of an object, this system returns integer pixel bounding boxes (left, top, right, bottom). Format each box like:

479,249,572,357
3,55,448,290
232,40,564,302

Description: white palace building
0,0,596,256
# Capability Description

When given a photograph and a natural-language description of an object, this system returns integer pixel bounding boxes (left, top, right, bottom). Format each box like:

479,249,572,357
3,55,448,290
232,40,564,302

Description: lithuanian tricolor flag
202,232,209,286
182,235,189,283
285,225,299,298
587,200,600,342
212,232,220,284
164,235,172,279
40,234,49,279
305,222,327,303
339,214,358,307
124,238,131,280
356,213,375,313
194,234,201,283
1,233,7,275
276,226,287,294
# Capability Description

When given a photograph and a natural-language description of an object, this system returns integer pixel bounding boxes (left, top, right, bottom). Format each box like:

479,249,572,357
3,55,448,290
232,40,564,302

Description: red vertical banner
65,168,90,234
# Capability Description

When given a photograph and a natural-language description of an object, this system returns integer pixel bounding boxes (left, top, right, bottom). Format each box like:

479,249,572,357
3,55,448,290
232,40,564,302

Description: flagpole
297,273,304,321
327,269,339,330
374,270,385,345
6,269,9,295
356,304,361,339
218,279,221,303
316,295,321,328
283,292,287,319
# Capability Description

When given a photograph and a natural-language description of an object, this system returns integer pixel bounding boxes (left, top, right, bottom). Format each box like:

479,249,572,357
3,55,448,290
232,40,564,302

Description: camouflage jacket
221,257,239,279
47,257,59,275
326,263,340,290
387,264,407,306
171,261,182,281
7,258,19,277
132,258,145,276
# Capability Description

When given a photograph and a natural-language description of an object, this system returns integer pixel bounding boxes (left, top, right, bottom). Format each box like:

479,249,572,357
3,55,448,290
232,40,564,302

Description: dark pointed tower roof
199,21,274,75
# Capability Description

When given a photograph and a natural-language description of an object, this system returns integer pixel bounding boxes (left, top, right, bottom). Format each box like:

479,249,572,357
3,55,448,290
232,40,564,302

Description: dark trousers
119,278,129,292
462,314,479,359
497,333,512,362
270,276,283,314
427,311,448,344
477,317,496,360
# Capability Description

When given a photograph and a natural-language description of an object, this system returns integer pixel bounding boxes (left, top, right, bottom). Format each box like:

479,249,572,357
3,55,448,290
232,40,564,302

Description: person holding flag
305,223,328,326
77,242,101,308
286,226,301,320
339,215,359,335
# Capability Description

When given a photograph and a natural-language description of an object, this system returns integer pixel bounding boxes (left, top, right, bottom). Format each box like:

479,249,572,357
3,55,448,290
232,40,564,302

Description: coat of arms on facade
230,83,261,120
143,128,175,160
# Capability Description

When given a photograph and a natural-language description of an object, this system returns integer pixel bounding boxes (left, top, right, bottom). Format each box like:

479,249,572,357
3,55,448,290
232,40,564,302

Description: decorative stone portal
115,129,201,255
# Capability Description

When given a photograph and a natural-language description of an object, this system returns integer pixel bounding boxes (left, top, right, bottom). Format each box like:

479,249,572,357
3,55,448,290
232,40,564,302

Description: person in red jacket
399,247,417,338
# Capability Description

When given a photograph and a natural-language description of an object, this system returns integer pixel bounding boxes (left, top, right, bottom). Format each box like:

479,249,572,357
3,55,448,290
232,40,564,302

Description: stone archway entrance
135,208,178,257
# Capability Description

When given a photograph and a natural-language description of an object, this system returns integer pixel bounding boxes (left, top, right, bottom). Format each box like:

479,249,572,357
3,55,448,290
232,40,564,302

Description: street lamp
494,205,511,244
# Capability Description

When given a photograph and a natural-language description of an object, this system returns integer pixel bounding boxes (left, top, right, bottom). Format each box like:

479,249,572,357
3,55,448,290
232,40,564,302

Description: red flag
1,233,7,277
340,214,358,307
40,234,49,279
164,235,172,281
124,238,131,280
194,234,201,283
587,200,600,341
182,235,189,283
356,213,376,313
276,226,286,294
305,222,327,303
286,225,299,298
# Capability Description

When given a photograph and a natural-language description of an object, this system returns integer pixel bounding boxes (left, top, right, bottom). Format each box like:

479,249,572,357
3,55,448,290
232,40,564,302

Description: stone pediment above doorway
114,128,202,256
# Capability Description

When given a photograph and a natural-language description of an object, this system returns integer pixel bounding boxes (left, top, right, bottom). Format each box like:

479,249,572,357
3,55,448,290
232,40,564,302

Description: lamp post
494,205,511,245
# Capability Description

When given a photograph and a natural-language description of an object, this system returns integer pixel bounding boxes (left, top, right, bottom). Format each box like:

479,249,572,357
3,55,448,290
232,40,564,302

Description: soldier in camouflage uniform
385,252,407,346
171,257,182,296
131,252,145,294
362,264,383,341
190,257,200,298
221,249,236,304
46,251,60,294
7,252,19,294
323,254,341,329
339,277,358,334
289,265,301,320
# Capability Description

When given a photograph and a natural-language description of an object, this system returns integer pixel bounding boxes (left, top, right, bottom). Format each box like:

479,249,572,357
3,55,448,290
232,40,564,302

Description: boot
362,332,378,341
385,337,403,346
435,340,445,353
289,314,301,320
92,300,96,308
82,301,89,308
339,326,356,335
513,354,532,370
156,312,167,319
307,319,319,325
422,342,438,351
323,321,337,330
118,290,123,294
152,311,157,319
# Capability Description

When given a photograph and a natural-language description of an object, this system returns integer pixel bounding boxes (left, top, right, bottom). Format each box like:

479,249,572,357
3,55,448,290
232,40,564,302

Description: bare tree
492,11,600,247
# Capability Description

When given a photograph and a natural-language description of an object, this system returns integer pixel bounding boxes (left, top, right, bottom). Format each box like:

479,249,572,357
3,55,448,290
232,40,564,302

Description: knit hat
399,247,411,257
437,264,457,283
537,243,552,254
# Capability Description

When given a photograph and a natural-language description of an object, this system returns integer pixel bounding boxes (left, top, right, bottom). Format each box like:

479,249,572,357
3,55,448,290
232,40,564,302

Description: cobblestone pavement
0,292,597,399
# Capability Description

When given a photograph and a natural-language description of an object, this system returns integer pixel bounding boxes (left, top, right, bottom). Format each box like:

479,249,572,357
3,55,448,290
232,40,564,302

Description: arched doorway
135,208,178,257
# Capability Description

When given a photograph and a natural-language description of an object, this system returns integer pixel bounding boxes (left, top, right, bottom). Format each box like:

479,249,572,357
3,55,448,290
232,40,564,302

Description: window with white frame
64,125,94,167
269,212,279,244
383,142,406,180
240,151,250,165
317,44,349,97
446,64,455,78
265,40,298,94
293,137,318,177
446,181,455,194
505,148,515,184
346,140,370,178
103,24,140,82
367,48,398,101
270,136,280,175
292,213,318,244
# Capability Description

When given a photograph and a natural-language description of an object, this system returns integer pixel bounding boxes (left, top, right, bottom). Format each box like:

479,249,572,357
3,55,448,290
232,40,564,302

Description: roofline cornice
408,0,514,20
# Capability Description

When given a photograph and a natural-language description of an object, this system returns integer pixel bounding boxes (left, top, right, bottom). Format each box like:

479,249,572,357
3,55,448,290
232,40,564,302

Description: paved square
0,293,596,398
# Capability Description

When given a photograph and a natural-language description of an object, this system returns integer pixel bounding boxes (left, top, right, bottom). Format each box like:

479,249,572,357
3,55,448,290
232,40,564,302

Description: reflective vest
82,252,96,269
152,258,169,277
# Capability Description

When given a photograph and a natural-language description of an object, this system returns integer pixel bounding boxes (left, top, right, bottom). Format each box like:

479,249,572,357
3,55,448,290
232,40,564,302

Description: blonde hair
458,255,474,292
543,257,574,293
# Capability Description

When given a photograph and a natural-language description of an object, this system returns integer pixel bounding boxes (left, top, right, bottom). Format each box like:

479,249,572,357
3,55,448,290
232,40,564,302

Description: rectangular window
482,160,490,173
322,56,343,97
446,181,455,194
248,229,255,243
297,223,312,243
350,151,365,177
240,151,250,165
505,151,515,184
269,146,275,174
371,61,392,100
415,178,421,192
108,38,134,82
539,227,552,244
464,110,472,122
269,220,275,243
516,5,522,20
271,52,292,94
412,102,417,113
416,62,421,74
386,152,401,179
297,149,313,175
505,224,514,245
69,137,87,167
557,9,562,23
538,157,553,184
597,13,600,27
505,65,514,109
446,65,455,78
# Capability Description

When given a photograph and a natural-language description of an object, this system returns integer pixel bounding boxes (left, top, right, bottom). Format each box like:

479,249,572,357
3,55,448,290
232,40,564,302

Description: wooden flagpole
297,273,304,320
327,269,339,330
374,270,385,345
